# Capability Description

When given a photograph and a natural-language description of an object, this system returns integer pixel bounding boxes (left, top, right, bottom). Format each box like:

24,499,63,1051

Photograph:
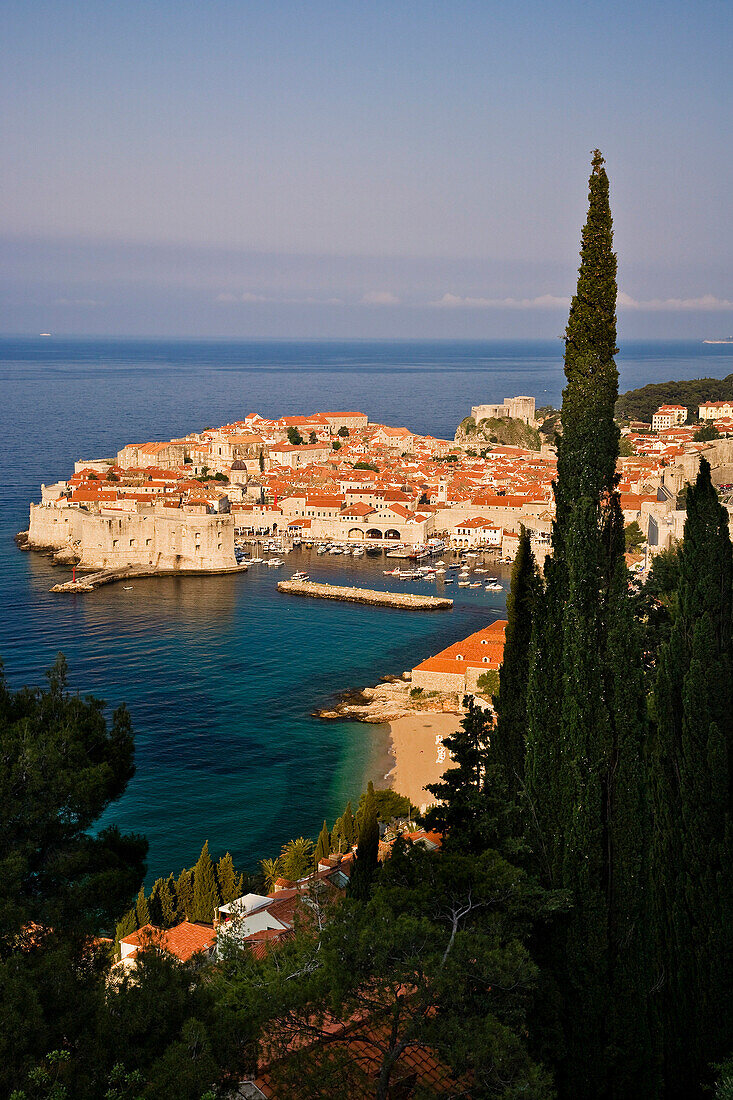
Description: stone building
470,396,536,425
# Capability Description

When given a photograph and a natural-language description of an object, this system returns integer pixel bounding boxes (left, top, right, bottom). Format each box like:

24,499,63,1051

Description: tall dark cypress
525,151,655,1097
494,526,539,802
651,457,733,1097
349,782,379,901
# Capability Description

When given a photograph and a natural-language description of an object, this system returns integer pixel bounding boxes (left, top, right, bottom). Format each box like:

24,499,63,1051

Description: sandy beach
386,711,462,812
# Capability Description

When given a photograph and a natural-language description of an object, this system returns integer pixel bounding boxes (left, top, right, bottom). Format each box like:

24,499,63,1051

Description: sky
1,0,732,339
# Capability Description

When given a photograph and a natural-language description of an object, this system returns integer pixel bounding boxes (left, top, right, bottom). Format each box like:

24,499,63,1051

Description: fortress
470,396,536,425
25,498,238,573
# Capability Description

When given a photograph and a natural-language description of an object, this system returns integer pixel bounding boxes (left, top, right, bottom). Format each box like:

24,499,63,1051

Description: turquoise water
1,338,731,882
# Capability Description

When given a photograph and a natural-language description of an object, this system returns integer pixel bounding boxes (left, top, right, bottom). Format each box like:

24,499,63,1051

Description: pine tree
314,820,331,867
216,852,242,904
524,150,656,1097
651,457,733,1097
349,782,379,901
494,526,539,802
342,801,356,848
424,700,495,853
192,841,221,923
135,885,150,928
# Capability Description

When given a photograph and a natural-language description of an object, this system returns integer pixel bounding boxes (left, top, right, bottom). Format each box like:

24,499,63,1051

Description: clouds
431,292,570,310
617,292,733,312
361,291,400,305
216,291,343,305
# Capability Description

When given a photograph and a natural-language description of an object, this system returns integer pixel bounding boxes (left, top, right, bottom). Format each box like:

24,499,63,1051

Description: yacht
291,571,309,580
486,581,503,591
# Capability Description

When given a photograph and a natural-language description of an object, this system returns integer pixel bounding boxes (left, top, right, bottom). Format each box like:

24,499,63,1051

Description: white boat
291,571,309,580
444,578,454,584
487,582,503,591
470,582,481,588
267,558,284,567
458,580,470,587
249,557,264,564
383,569,399,576
435,559,446,566
435,567,446,574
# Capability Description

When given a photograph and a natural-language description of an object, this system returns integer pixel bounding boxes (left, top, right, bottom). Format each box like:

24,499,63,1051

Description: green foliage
215,852,242,904
175,868,194,922
331,440,341,450
618,433,635,456
349,781,379,901
106,469,120,482
341,801,356,847
135,886,150,929
191,841,221,923
624,520,645,552
494,526,539,804
286,426,304,445
352,460,378,471
313,820,331,867
308,431,317,443
260,857,282,891
650,457,733,1097
475,669,499,695
279,837,314,882
409,685,423,697
258,448,265,471
228,841,553,1099
356,786,413,824
0,656,146,1096
616,372,733,423
715,1058,733,1100
694,422,721,441
337,426,350,437
525,152,657,1097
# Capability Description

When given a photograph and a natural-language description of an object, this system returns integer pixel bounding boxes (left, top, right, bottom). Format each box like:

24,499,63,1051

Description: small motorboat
291,571,309,580
444,578,454,584
487,582,503,591
458,580,470,587
470,582,481,588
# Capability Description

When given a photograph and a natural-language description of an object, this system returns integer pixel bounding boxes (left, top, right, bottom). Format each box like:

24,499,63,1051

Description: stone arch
384,529,401,540
366,528,383,540
348,528,365,540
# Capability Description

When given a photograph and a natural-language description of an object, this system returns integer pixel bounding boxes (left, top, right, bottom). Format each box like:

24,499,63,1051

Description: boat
458,580,470,587
267,558,284,567
487,582,503,591
435,560,446,566
703,337,733,344
291,571,309,580
249,557,264,564
435,567,446,574
123,586,133,590
383,569,399,576
444,578,454,584
470,582,481,588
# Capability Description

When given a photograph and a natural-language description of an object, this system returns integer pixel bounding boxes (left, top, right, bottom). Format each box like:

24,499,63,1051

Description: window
129,538,136,547
112,539,118,548
145,538,151,547
456,654,463,661
482,656,490,664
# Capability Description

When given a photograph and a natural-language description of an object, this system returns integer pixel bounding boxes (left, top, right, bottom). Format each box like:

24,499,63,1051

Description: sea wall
278,580,452,609
27,503,237,571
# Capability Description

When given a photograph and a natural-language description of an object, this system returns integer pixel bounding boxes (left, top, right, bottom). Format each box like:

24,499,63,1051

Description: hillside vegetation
615,372,733,423
456,414,542,450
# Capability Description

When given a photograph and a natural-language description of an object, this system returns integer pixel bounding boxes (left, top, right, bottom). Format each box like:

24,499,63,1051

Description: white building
651,405,687,431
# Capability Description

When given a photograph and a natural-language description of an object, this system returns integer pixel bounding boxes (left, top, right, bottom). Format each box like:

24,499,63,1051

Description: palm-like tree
280,837,314,881
260,857,282,892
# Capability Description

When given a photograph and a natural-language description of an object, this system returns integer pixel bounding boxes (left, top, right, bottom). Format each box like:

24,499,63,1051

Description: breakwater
278,579,453,610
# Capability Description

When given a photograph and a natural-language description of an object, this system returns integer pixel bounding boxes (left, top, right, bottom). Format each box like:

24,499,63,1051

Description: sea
1,337,731,885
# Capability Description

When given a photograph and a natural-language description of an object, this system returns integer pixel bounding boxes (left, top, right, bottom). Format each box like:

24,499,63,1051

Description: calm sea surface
1,338,731,883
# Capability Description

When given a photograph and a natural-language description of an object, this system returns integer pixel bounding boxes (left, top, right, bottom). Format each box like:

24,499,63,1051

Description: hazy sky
2,0,732,338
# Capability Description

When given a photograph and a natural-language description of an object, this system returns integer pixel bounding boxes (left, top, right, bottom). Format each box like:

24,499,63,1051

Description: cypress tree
135,885,150,928
114,907,138,958
331,815,346,854
524,150,656,1097
494,526,539,802
192,841,221,923
314,820,331,867
147,878,164,926
349,782,379,901
176,868,194,920
342,801,357,848
651,457,733,1097
159,874,178,927
216,852,242,904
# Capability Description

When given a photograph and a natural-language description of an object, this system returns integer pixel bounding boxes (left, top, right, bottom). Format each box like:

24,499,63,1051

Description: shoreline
381,711,462,813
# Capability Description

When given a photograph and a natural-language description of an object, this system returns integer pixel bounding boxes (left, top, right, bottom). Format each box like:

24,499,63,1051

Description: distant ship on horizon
703,336,733,344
